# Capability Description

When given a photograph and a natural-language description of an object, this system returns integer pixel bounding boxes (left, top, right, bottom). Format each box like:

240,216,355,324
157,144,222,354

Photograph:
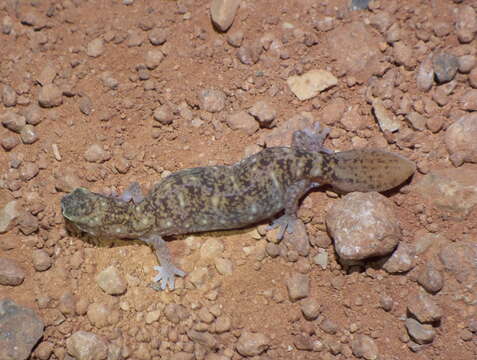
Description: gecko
61,124,415,290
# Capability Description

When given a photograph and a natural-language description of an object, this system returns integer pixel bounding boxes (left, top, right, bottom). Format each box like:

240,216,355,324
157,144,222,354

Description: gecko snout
61,188,95,220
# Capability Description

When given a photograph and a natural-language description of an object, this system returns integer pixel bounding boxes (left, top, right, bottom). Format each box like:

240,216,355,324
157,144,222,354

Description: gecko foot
267,214,297,241
153,264,186,291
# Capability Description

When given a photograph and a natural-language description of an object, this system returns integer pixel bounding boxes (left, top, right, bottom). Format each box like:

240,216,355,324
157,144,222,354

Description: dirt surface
1,0,477,359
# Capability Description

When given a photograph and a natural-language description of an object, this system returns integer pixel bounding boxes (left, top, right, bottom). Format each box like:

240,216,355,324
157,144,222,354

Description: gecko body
61,125,415,289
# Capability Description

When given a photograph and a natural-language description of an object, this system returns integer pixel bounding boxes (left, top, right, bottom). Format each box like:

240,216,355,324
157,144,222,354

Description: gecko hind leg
292,122,333,154
142,234,185,290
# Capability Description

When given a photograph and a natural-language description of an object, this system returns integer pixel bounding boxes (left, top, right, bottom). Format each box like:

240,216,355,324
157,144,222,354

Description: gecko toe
153,265,186,290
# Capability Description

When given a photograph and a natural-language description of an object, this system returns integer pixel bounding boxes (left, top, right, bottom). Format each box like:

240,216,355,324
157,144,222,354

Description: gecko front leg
142,234,185,290
267,179,316,240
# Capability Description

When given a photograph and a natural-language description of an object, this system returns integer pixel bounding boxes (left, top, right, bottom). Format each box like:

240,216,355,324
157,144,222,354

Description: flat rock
405,318,436,344
0,299,44,360
439,241,477,288
373,99,400,132
287,69,337,101
407,291,442,323
260,112,315,147
414,166,477,219
210,0,241,32
226,111,259,135
326,192,400,261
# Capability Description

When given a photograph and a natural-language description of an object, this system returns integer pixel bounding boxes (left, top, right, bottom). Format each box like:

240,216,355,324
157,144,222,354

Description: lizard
61,124,415,290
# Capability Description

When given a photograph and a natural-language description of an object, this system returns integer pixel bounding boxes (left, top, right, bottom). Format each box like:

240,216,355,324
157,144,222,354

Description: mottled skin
61,125,415,290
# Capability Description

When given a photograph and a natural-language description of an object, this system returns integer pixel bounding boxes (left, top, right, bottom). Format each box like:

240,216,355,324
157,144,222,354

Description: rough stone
326,192,400,261
95,266,127,295
286,272,310,301
66,331,108,360
236,331,270,357
0,257,25,286
0,299,44,360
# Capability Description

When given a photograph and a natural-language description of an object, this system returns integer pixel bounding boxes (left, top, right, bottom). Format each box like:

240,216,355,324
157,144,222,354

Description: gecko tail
322,149,416,193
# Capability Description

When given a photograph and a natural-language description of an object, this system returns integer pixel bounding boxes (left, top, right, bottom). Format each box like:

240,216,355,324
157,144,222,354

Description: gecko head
61,188,103,234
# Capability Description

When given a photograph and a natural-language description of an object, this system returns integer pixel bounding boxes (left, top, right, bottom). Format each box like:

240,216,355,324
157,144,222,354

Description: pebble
286,272,310,301
405,318,436,344
319,317,338,334
87,38,105,57
95,265,127,295
382,242,416,273
326,192,400,261
84,144,111,163
66,331,108,360
35,341,54,360
19,162,39,182
459,89,477,111
187,329,217,349
32,249,52,271
417,264,443,293
1,136,19,150
38,84,63,108
2,15,13,34
20,125,38,144
2,84,17,107
199,89,226,113
58,292,77,316
1,111,26,133
320,97,346,126
87,303,110,328
17,212,39,235
0,257,25,286
445,112,477,165
287,69,338,101
37,64,57,86
313,249,328,269
407,291,442,323
226,111,259,135
226,30,243,47
0,299,44,360
432,53,459,84
210,0,241,32
283,219,309,256
379,295,394,312
215,257,233,275
171,353,194,360
456,5,476,44
79,96,93,115
214,315,232,333
248,101,276,128
469,68,477,88
351,334,379,360
164,303,190,324
145,50,164,70
300,298,321,320
426,115,444,133
153,105,173,125
145,310,161,324
0,200,19,233
372,99,400,132
393,41,415,70
236,42,262,65
148,28,167,45
200,238,224,259
235,331,270,357
458,55,476,74
350,0,370,11
406,111,426,131
417,56,436,92
23,105,42,125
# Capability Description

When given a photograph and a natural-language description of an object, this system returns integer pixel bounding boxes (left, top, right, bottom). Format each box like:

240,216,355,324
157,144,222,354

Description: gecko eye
61,188,95,219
